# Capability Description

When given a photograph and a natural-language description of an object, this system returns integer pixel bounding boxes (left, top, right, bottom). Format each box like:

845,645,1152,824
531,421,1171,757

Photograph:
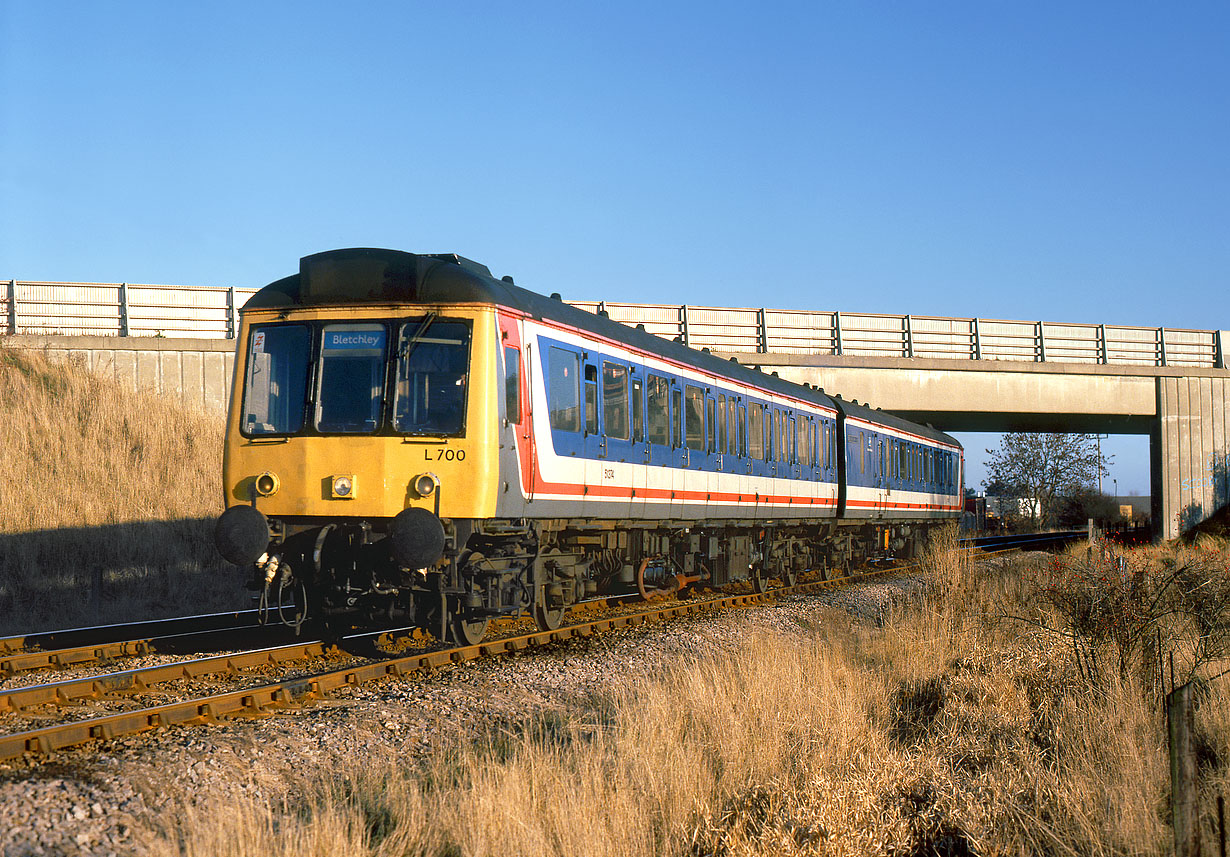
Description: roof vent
598,309,609,318
729,357,739,363
550,292,562,301
636,323,646,331
771,371,779,377
673,336,683,343
501,275,515,284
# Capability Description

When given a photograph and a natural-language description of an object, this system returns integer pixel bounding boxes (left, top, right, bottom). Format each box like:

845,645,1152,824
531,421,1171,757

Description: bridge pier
1153,376,1230,539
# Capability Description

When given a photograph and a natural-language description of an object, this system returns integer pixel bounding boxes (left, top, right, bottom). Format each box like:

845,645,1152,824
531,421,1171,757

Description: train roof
246,248,960,451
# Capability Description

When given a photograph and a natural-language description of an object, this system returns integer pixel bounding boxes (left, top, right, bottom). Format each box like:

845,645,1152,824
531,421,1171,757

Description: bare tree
983,433,1110,529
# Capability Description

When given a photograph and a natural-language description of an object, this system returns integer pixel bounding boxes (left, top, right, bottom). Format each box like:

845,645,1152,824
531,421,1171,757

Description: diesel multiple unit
214,249,963,643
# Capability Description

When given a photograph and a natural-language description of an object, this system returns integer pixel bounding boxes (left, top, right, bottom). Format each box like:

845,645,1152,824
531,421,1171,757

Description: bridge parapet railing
2,280,260,339
3,280,1225,368
571,300,1227,369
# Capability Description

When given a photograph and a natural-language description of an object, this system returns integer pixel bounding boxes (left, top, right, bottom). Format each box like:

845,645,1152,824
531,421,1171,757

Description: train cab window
718,395,727,454
632,377,644,443
547,347,581,432
393,319,471,436
602,362,629,440
749,403,764,459
316,323,387,434
584,364,598,435
242,323,310,435
685,385,705,451
504,346,521,424
647,374,669,444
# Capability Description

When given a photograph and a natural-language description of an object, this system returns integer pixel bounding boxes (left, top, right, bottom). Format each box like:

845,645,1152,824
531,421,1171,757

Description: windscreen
315,324,387,433
392,318,471,436
242,324,310,435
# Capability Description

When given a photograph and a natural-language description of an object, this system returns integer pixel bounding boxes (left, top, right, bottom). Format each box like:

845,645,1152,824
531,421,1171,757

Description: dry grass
136,532,1230,856
0,345,241,634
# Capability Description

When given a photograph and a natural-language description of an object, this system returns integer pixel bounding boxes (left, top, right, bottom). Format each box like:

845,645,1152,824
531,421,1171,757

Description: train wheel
780,564,797,588
534,601,565,632
452,611,490,646
751,569,769,594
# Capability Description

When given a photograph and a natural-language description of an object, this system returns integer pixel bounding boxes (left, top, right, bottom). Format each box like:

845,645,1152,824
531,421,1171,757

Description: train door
644,373,672,517
629,368,646,519
600,358,636,517
581,356,602,501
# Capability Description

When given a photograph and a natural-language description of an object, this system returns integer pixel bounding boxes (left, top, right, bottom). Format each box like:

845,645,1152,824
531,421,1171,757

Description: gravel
0,573,929,857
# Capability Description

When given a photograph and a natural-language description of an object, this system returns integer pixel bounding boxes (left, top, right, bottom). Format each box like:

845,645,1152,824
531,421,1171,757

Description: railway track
1,530,1084,763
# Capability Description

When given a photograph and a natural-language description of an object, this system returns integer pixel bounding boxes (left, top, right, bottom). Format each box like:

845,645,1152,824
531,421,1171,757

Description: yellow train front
215,248,520,643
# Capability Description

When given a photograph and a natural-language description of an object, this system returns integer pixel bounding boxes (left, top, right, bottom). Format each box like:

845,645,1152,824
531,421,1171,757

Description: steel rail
0,568,897,762
0,609,262,655
0,621,292,677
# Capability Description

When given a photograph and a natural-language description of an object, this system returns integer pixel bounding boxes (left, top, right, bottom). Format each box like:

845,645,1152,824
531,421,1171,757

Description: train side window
632,377,644,443
718,395,727,454
748,403,763,459
647,374,669,444
880,441,886,477
584,364,598,435
799,418,810,467
788,416,797,464
728,398,738,455
738,404,747,456
672,388,683,448
504,346,521,424
602,361,629,440
547,347,581,432
706,395,717,453
685,385,705,451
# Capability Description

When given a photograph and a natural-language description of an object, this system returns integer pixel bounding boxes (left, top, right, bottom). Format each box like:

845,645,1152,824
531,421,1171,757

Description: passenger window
584,364,598,435
749,404,763,460
632,377,644,443
647,374,669,444
718,395,727,454
602,362,629,440
727,398,738,455
800,419,810,467
547,347,581,432
733,403,742,457
788,417,796,463
504,346,521,424
706,396,717,453
672,388,683,448
685,385,705,451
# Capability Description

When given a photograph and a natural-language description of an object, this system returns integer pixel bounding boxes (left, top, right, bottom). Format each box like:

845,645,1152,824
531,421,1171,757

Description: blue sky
3,1,1227,494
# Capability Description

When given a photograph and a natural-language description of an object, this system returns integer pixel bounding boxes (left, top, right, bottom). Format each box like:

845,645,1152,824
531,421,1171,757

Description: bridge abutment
1154,376,1230,539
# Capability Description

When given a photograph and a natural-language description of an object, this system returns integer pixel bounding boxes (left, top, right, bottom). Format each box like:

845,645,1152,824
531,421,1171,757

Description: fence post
972,318,982,360
1098,323,1108,364
904,315,914,358
757,307,767,353
1037,321,1047,362
680,304,690,347
1214,330,1225,370
1159,327,1168,367
1168,681,1200,857
6,280,15,335
119,282,130,336
834,311,843,356
226,286,237,338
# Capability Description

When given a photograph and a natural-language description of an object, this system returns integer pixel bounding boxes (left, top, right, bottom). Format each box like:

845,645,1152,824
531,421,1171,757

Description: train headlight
254,471,280,497
412,472,439,499
330,475,356,499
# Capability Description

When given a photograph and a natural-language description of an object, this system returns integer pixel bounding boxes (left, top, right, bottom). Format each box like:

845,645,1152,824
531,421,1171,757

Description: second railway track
1,530,1087,764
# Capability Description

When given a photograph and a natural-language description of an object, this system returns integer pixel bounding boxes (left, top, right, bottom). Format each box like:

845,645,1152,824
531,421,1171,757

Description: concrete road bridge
570,300,1229,540
3,278,1227,539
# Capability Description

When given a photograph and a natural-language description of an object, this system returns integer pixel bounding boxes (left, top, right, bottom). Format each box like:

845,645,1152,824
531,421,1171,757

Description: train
213,248,964,643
